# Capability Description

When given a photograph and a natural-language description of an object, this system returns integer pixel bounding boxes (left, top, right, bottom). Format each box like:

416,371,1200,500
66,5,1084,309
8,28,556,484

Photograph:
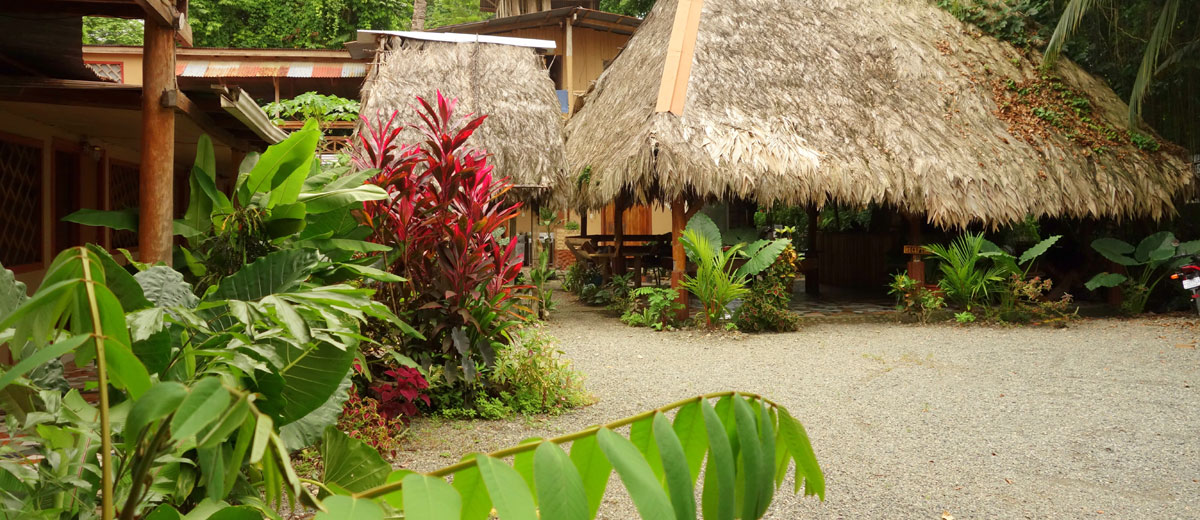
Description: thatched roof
359,34,568,206
565,0,1195,227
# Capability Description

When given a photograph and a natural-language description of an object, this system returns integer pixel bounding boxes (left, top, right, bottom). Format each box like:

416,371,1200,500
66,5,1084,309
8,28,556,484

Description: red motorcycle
1171,254,1200,315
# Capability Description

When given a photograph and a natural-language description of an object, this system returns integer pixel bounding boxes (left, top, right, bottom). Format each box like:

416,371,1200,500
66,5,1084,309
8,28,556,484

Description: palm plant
679,214,789,328
1042,0,1188,126
925,232,1008,309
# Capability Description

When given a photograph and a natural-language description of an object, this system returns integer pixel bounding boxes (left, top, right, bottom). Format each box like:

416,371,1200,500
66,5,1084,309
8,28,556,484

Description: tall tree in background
600,0,655,17
82,17,144,45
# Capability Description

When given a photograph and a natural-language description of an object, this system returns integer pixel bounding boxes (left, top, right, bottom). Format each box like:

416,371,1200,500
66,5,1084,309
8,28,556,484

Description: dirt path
396,296,1200,519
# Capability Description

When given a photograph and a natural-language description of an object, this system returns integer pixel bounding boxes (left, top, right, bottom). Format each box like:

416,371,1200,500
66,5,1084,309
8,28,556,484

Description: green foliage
491,327,593,416
955,311,977,323
64,123,391,294
0,244,410,518
1128,130,1160,151
563,261,600,295
1085,231,1200,314
680,213,790,328
262,92,360,125
83,17,144,45
316,392,822,519
621,287,683,331
599,0,657,17
188,0,489,48
735,247,801,333
530,245,557,320
938,0,1048,47
888,273,946,324
925,232,1008,309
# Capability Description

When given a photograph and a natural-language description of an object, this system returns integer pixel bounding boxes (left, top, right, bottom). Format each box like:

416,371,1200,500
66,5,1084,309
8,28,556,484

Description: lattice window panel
109,162,140,249
86,62,123,83
0,139,43,267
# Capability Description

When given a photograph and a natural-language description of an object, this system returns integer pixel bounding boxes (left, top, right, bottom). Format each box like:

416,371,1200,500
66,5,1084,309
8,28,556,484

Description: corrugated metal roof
175,60,367,78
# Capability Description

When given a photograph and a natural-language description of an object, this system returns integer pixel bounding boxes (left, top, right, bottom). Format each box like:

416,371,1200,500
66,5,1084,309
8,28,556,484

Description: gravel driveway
395,297,1200,519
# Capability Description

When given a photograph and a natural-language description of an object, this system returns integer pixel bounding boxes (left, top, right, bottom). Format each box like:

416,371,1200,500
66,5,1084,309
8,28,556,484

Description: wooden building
0,3,283,289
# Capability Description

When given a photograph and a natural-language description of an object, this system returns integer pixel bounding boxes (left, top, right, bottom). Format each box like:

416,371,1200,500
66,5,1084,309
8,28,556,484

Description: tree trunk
412,0,428,31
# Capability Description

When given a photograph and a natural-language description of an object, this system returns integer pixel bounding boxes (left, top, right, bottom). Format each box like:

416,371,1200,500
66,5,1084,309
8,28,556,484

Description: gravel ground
395,296,1200,519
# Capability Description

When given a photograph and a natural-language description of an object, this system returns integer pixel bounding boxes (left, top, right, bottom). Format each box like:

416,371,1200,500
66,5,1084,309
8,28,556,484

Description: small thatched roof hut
566,0,1195,227
358,31,568,206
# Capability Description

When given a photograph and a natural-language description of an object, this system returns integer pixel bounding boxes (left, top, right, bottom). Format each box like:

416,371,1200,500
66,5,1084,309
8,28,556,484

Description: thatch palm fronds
566,0,1194,228
359,35,568,206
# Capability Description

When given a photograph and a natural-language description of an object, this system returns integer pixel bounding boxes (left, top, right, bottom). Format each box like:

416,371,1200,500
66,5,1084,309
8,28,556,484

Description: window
85,62,125,83
0,134,44,269
109,160,140,250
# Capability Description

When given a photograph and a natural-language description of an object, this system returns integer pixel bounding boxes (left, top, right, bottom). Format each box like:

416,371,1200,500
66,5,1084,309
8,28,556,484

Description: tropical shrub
491,327,593,415
735,278,800,333
530,245,557,319
621,287,684,331
925,232,1007,309
563,261,600,294
66,123,392,293
314,391,824,520
1085,231,1200,314
355,94,526,386
262,92,360,125
0,245,412,518
680,213,790,328
888,272,946,324
337,391,410,459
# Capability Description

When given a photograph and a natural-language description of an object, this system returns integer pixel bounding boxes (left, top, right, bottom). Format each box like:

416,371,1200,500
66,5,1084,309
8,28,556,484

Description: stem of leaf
79,249,114,520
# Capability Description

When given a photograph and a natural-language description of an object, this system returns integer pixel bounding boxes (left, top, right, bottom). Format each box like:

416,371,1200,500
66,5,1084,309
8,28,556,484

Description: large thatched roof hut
566,0,1195,228
358,31,568,205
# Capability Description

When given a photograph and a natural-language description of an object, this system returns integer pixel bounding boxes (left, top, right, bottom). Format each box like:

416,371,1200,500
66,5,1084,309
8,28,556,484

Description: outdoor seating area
0,0,1198,519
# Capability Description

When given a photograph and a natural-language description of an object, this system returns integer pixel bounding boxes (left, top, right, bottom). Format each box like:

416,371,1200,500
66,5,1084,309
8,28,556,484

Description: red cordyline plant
354,93,526,384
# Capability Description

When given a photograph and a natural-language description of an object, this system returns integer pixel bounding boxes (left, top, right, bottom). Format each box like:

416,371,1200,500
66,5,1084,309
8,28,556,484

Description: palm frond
1128,0,1181,126
1042,0,1106,68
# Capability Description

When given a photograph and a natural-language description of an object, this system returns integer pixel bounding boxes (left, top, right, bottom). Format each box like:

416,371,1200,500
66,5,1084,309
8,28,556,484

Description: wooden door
600,203,653,234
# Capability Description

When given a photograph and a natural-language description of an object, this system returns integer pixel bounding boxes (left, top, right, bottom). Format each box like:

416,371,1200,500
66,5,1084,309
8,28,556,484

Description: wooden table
565,234,672,285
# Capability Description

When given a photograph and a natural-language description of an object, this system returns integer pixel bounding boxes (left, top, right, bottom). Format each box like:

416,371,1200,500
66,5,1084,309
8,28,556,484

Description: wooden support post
139,19,176,265
613,195,626,275
805,206,819,296
905,214,926,284
579,209,588,236
670,196,689,320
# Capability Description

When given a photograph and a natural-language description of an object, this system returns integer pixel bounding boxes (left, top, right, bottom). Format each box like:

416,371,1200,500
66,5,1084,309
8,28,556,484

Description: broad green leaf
258,338,355,426
250,414,273,464
323,167,379,191
278,373,351,451
198,444,228,499
596,427,674,520
1091,238,1138,266
402,473,461,520
701,400,735,520
754,401,777,517
315,495,384,520
330,263,403,283
198,394,251,449
87,244,151,311
298,185,388,214
569,434,611,519
171,377,231,442
135,266,198,308
733,396,764,520
62,208,138,231
382,469,415,509
0,261,27,318
1085,272,1128,291
777,408,824,499
475,455,538,520
686,213,722,259
512,438,542,503
180,246,207,277
239,121,320,206
654,412,697,520
125,381,188,451
1018,235,1062,265
534,442,589,520
0,334,87,393
181,499,232,520
1179,240,1200,255
204,249,319,303
101,328,152,399
673,401,709,485
145,504,182,520
183,161,217,239
264,296,310,343
322,427,390,493
735,238,789,279
305,238,392,253
206,506,261,520
629,416,665,484
451,455,492,520
1135,231,1175,263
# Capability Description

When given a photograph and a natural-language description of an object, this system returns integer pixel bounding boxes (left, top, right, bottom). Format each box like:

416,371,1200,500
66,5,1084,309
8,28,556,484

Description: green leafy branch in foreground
314,392,825,520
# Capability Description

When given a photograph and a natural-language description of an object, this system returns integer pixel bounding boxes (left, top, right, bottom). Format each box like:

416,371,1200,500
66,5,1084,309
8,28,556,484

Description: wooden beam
564,21,574,112
162,89,252,152
805,206,819,296
138,19,176,265
670,196,689,320
655,0,704,114
612,194,626,276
